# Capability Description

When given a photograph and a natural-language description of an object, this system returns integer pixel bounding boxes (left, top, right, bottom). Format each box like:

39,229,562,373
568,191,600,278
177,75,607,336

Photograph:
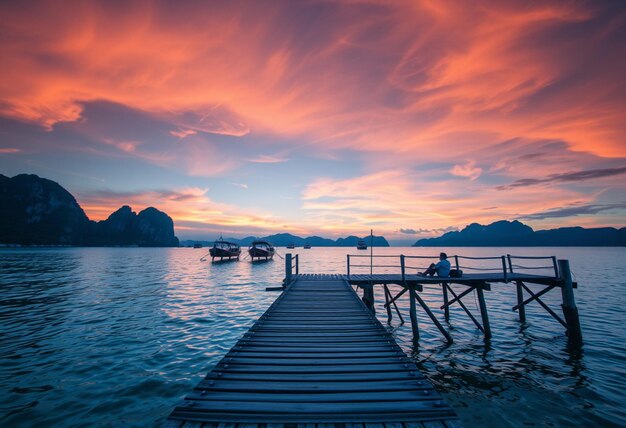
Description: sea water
0,247,624,427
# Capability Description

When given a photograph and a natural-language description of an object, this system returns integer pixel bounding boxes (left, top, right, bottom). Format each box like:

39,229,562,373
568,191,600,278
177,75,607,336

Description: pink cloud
450,161,482,180
246,154,290,164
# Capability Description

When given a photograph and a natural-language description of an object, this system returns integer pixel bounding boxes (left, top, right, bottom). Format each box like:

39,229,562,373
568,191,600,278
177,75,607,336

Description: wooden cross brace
383,284,405,325
514,281,567,328
438,282,492,339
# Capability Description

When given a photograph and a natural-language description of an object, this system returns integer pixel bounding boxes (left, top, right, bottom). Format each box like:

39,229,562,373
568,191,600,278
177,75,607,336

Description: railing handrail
456,255,503,260
507,255,556,260
348,254,402,258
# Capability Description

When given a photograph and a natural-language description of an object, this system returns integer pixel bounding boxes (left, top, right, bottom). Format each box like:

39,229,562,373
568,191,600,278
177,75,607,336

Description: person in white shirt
421,252,451,277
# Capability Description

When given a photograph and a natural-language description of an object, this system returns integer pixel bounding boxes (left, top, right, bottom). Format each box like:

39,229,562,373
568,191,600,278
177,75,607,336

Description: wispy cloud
247,154,290,164
170,128,197,139
519,203,626,220
450,161,482,180
497,167,626,190
400,226,458,235
0,148,20,154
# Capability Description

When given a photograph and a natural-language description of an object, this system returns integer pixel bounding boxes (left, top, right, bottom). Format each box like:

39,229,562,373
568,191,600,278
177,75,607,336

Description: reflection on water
0,247,624,427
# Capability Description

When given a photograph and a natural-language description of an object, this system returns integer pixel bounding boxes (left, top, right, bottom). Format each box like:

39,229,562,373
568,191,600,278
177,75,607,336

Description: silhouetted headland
414,220,626,246
0,174,179,246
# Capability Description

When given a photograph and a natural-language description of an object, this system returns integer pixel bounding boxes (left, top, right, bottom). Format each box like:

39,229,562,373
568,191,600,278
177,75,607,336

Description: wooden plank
205,371,424,382
176,398,445,414
186,390,441,404
214,363,414,374
196,379,428,393
227,351,402,358
223,356,407,365
421,422,446,428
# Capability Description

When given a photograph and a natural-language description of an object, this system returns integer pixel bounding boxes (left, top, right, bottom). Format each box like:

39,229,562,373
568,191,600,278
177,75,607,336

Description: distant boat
286,243,295,249
303,242,311,249
193,243,203,249
209,238,241,261
357,239,367,250
248,240,275,261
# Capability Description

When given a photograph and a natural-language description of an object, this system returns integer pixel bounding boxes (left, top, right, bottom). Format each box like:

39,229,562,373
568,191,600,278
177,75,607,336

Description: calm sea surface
0,247,625,427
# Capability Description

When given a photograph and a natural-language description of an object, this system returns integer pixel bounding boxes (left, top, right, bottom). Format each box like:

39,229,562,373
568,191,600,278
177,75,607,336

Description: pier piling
558,259,583,345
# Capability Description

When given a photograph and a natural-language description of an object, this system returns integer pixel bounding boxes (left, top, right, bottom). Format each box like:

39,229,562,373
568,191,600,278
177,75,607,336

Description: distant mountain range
181,233,390,248
414,220,626,246
0,174,179,246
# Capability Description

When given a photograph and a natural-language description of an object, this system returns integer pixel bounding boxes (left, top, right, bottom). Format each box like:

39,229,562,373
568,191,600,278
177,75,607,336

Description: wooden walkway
167,275,460,427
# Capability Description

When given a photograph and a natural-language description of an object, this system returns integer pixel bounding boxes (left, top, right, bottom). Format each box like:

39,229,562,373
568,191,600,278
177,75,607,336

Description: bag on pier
449,269,463,278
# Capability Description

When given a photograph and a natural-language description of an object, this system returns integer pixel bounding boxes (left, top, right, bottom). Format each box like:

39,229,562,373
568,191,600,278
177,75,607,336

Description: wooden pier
168,251,582,426
168,274,461,426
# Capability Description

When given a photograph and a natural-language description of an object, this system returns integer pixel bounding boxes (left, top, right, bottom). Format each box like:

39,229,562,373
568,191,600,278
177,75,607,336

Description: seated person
421,252,451,277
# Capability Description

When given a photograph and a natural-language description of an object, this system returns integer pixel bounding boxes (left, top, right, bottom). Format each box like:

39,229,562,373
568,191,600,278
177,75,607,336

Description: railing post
501,256,508,282
558,259,583,345
454,255,459,271
476,284,492,339
516,280,526,323
507,254,513,274
346,254,350,278
551,256,559,278
409,286,419,342
295,254,299,275
402,255,419,341
285,253,292,286
442,283,450,322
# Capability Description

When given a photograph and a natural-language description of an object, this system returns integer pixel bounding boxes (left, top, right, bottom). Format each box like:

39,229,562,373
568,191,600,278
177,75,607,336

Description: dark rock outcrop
0,174,179,247
414,220,626,247
0,174,90,245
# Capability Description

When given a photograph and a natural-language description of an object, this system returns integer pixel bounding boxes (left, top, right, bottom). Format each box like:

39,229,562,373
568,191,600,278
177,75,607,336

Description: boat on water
248,240,275,261
357,239,367,250
303,242,311,249
209,238,241,261
286,243,296,249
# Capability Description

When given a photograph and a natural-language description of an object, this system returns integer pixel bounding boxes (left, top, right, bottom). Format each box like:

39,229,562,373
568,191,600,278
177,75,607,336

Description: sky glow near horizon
1,0,625,244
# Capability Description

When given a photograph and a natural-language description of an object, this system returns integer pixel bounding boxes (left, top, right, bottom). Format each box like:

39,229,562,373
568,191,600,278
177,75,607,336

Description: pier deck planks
168,276,460,426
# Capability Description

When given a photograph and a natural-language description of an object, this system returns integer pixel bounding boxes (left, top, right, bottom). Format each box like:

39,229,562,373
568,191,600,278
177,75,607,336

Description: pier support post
516,280,526,323
409,286,419,342
285,253,292,286
442,283,450,321
558,259,583,345
384,285,393,323
476,286,491,339
362,285,376,315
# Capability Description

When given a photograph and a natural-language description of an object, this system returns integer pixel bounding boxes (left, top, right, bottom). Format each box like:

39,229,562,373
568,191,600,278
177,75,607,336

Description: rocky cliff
0,174,179,247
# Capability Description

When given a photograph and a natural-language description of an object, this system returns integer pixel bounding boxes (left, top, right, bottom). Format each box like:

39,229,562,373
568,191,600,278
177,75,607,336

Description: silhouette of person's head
440,252,447,260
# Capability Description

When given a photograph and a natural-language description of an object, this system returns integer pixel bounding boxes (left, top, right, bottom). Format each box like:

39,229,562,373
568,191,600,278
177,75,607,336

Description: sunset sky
1,0,625,244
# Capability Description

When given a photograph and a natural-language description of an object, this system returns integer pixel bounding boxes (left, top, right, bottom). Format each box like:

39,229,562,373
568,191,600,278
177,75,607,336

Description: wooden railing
346,253,561,281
